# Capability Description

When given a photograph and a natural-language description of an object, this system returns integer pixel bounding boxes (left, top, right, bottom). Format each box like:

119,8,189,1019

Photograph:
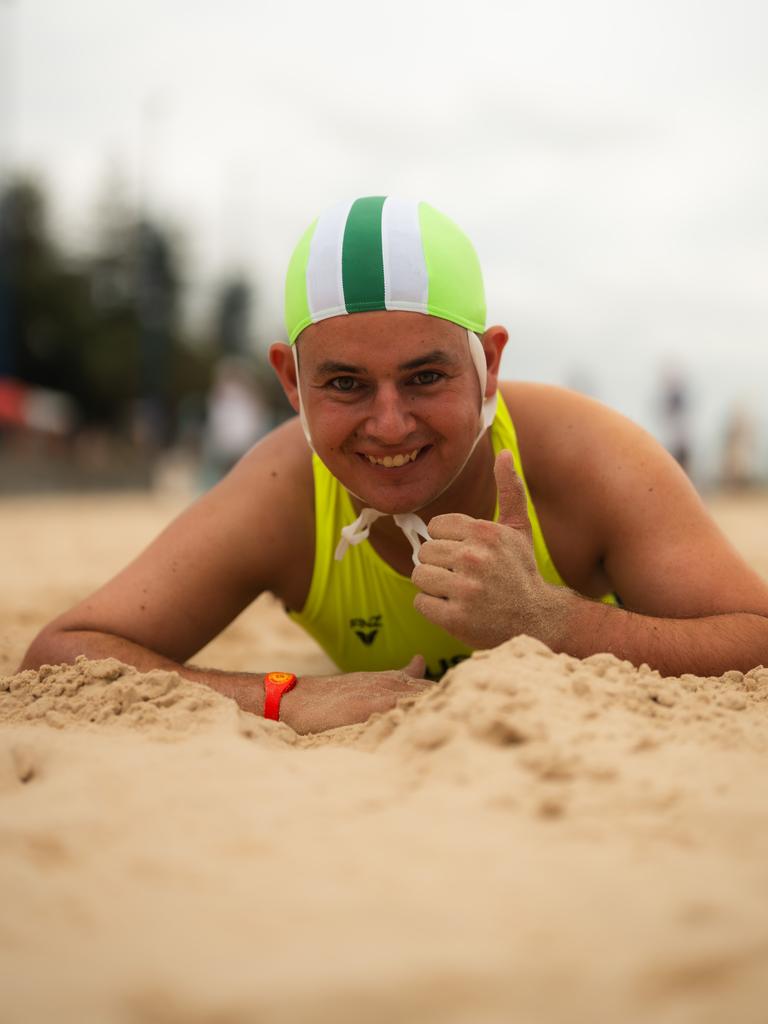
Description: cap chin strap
292,331,496,566
333,507,432,565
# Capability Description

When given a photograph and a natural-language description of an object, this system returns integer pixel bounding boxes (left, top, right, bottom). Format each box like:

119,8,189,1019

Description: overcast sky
2,0,767,464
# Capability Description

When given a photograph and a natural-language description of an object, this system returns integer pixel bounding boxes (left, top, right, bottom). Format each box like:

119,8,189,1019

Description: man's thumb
403,654,427,678
495,450,530,530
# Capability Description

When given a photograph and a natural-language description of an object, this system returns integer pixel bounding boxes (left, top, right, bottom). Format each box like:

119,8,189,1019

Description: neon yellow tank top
289,393,617,680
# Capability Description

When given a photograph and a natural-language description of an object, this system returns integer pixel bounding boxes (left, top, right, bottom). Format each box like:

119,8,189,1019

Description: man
21,196,768,733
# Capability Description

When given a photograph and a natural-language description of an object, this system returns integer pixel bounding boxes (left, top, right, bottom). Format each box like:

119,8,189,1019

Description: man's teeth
366,448,420,468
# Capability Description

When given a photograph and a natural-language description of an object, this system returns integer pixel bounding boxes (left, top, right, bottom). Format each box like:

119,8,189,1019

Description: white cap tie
334,507,385,561
335,509,431,566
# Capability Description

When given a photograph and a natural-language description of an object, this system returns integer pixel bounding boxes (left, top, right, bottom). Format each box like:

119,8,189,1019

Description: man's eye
411,371,442,385
328,376,359,392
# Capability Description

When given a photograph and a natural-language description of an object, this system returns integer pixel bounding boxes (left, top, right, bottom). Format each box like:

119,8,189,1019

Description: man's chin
344,480,439,517
370,499,429,517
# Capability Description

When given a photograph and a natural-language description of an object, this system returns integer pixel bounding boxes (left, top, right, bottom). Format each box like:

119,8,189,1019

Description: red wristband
263,672,297,721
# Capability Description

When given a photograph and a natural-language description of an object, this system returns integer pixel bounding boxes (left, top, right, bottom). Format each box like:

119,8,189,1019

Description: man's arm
22,626,428,733
547,595,768,676
487,444,768,674
21,419,431,732
413,388,768,676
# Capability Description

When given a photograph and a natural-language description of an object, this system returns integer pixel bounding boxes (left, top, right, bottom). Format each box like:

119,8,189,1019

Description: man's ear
481,325,508,397
269,342,301,414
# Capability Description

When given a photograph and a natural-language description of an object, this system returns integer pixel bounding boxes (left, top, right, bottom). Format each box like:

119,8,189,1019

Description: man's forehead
296,313,469,370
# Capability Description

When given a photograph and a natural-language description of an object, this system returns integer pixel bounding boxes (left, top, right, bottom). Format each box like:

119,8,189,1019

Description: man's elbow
19,623,92,673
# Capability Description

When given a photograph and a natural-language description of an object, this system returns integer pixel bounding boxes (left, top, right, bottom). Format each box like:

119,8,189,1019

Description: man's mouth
359,446,426,468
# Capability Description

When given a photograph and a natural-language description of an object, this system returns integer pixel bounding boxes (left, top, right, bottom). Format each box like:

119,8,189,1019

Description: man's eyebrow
398,350,457,371
313,350,457,376
314,360,365,375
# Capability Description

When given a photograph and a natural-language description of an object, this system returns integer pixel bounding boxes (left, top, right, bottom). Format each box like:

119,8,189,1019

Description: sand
2,490,768,1024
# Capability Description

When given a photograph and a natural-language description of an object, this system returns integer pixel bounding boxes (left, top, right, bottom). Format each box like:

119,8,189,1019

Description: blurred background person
658,365,692,477
200,356,269,487
721,401,758,491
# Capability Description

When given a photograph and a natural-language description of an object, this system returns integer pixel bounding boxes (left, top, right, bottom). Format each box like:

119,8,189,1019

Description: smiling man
21,196,768,732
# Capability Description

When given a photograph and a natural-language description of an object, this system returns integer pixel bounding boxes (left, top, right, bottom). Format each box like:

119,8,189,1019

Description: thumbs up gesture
412,450,565,650
494,448,535,534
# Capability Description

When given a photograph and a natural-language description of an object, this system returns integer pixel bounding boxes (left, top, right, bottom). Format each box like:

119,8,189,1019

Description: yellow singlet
289,393,617,680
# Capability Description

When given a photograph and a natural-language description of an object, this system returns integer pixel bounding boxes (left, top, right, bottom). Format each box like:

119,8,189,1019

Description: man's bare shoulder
233,414,313,495
497,381,647,590
499,380,660,499
499,377,702,539
213,415,315,595
499,381,768,619
500,377,613,434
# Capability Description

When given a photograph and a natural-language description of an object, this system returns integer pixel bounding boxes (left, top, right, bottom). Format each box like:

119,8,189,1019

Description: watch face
267,672,295,685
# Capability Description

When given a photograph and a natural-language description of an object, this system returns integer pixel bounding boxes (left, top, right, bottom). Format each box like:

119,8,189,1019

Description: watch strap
263,672,297,721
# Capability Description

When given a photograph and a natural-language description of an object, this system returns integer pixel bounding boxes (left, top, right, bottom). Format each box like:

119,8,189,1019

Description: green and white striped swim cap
284,196,486,345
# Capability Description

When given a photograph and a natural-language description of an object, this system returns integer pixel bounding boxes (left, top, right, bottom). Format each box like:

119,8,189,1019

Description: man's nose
365,384,416,443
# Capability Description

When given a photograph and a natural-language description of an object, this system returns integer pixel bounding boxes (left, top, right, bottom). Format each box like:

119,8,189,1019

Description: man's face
296,311,483,514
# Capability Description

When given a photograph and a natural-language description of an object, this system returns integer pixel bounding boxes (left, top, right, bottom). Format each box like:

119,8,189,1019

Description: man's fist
412,450,568,650
278,655,430,734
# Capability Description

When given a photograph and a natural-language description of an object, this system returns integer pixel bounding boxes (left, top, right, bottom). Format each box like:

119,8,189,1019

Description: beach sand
2,490,768,1023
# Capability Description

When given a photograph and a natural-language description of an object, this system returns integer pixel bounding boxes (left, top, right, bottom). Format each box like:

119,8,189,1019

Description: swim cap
284,196,486,344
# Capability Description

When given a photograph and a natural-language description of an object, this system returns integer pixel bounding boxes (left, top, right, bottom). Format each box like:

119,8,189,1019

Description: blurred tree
214,277,251,357
0,175,213,446
82,181,146,427
0,180,90,407
133,219,179,446
0,190,11,378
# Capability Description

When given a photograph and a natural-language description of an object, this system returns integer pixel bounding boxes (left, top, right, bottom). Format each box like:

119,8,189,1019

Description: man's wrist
179,665,268,716
541,585,614,659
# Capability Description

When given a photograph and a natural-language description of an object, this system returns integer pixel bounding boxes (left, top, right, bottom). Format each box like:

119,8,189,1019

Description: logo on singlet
350,614,382,646
424,654,468,681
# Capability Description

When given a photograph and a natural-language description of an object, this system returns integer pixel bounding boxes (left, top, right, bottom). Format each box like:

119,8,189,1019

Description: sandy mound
0,654,289,740
2,656,228,729
2,638,768,1023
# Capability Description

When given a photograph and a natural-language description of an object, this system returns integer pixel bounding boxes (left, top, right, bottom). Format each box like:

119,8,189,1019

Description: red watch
263,672,297,721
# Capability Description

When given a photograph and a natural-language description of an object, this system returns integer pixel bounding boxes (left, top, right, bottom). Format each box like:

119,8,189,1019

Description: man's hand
279,656,431,734
412,450,568,650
